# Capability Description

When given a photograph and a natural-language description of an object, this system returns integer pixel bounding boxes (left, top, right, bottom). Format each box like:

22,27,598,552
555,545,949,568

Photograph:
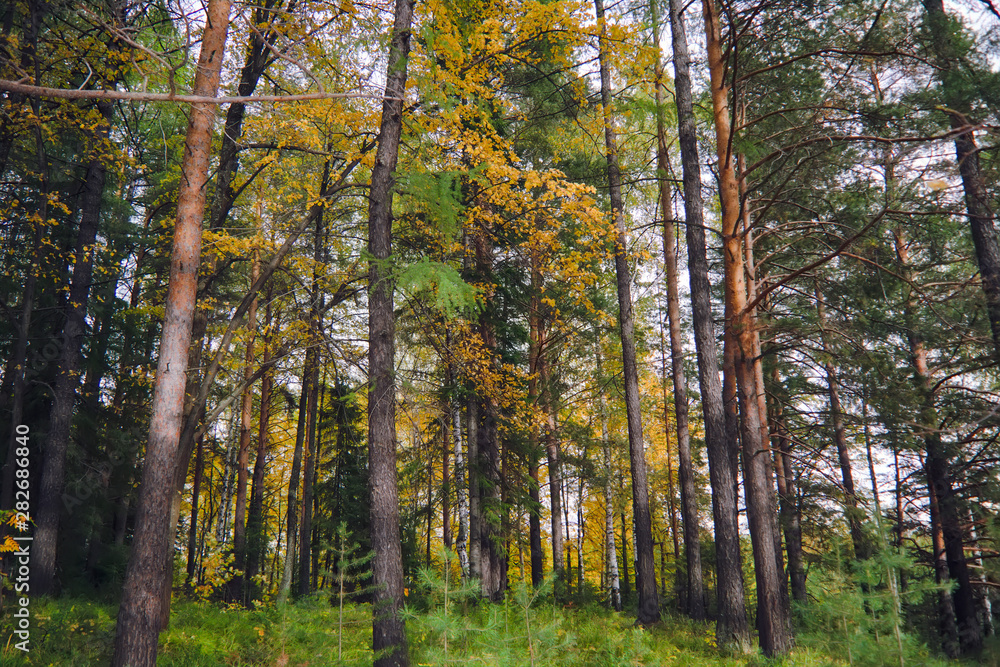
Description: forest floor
0,592,992,666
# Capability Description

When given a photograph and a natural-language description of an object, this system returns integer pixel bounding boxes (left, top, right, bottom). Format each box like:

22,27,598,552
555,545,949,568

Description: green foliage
2,593,985,667
397,256,482,317
795,538,958,667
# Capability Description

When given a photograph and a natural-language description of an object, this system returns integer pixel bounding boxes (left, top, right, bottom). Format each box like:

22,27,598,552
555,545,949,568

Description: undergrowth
0,594,990,666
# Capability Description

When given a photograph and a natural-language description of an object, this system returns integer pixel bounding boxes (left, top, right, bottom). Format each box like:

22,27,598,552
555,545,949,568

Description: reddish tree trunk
111,2,231,664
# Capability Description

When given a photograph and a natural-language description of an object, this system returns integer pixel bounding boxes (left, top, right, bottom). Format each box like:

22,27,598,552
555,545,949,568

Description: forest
0,0,999,665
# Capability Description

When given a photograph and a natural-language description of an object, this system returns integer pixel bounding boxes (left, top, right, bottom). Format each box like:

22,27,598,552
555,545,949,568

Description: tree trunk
448,343,470,579
895,226,980,653
594,0,659,626
111,3,231,664
442,412,451,549
298,357,320,596
702,0,791,654
767,366,806,603
543,355,564,587
527,273,546,588
245,285,274,601
33,97,115,596
922,0,1000,362
367,0,414,661
620,511,630,603
186,435,205,587
278,363,311,604
669,0,749,648
232,257,260,599
816,285,870,561
652,0,704,620
595,341,621,610
467,392,482,583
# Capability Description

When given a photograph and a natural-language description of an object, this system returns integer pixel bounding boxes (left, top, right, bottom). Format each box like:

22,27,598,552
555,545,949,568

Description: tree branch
0,79,398,104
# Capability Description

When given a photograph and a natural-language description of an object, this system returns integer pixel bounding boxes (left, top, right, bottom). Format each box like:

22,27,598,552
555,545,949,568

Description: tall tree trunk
595,340,621,610
816,285,870,561
542,352,564,587
702,0,791,655
186,435,205,587
278,362,311,604
652,0,704,620
33,97,115,595
620,511,630,603
470,218,506,601
111,3,231,664
922,0,1000,362
594,0,659,625
527,273,546,588
245,286,274,601
657,335,681,601
894,227,980,653
669,0,749,648
367,0,414,661
467,391,482,582
442,412,451,549
767,366,806,603
232,257,260,599
447,341,470,579
298,357,320,596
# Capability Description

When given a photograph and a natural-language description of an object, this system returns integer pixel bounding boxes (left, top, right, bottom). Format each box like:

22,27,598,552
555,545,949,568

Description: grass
0,595,989,666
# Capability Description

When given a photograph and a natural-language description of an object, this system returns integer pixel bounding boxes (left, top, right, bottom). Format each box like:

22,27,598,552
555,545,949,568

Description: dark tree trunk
816,287,870,562
594,0,659,626
620,511,630,603
245,288,274,600
232,259,260,600
442,412,451,549
111,3,231,664
895,226,980,654
470,218,506,601
278,360,311,604
367,0,414,662
186,435,205,587
668,0,749,647
922,0,1000,362
767,367,806,603
33,97,115,596
527,262,545,588
298,357,320,596
652,0,704,620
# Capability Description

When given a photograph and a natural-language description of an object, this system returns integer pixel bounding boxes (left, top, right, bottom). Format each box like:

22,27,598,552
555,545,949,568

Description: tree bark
245,285,274,601
767,365,806,603
922,0,1000,362
277,361,311,604
111,2,231,664
594,0,659,626
232,257,260,599
652,0,704,619
669,0,750,648
367,0,414,661
702,0,791,655
297,355,320,596
32,96,115,595
816,285,870,561
894,226,980,653
595,341,621,610
185,435,205,588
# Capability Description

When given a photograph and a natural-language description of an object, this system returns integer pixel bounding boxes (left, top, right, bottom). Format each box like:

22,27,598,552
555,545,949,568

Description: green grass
0,595,988,666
